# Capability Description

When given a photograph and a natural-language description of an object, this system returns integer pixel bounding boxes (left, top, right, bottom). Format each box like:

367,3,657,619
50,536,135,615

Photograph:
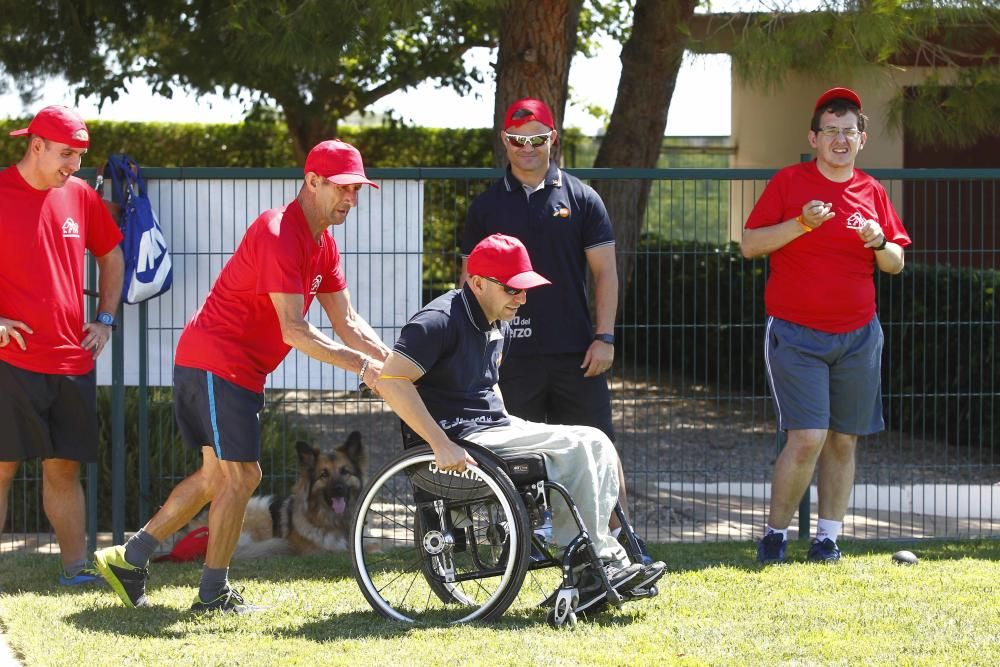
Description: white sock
764,525,788,541
815,518,842,544
611,527,622,538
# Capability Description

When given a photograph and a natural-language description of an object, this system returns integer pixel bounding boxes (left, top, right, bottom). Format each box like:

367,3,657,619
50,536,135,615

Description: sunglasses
484,276,524,295
504,131,552,149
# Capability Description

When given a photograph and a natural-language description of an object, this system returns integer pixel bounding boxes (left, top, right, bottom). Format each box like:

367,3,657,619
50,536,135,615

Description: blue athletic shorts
764,315,885,435
0,360,98,462
173,365,265,462
499,352,615,442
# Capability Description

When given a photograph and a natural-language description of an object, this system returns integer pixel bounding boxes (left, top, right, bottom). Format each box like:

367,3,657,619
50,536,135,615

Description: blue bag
104,154,173,304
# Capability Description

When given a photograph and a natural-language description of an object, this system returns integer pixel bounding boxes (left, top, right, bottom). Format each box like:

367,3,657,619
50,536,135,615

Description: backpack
103,154,173,304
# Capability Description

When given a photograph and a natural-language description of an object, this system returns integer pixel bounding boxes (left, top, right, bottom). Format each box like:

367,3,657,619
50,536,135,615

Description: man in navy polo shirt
379,233,664,613
461,98,641,550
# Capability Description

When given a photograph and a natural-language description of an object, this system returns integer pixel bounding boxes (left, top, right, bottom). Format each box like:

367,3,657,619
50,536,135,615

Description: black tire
351,445,531,624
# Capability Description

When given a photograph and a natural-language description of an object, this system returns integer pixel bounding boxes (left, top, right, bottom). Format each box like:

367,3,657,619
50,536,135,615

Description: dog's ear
339,431,367,471
295,440,318,467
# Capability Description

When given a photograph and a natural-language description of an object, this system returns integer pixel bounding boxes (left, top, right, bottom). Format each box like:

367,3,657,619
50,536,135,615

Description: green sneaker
94,545,150,608
59,561,104,586
190,587,265,615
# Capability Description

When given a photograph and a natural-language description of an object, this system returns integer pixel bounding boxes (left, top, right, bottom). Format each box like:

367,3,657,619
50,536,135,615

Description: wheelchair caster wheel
546,608,577,628
547,588,579,628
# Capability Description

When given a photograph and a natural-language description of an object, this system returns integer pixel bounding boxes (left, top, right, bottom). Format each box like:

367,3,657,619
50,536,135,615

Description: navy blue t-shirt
462,163,615,356
392,286,512,440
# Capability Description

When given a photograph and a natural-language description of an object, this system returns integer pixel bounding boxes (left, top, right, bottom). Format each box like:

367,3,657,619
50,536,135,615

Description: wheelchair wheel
351,446,531,624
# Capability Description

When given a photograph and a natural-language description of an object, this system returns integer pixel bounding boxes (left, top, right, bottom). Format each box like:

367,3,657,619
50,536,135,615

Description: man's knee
211,460,262,496
40,459,82,489
0,461,18,491
822,432,857,463
782,429,828,465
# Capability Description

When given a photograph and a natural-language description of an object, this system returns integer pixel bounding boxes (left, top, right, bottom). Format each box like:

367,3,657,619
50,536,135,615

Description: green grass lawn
1,540,998,667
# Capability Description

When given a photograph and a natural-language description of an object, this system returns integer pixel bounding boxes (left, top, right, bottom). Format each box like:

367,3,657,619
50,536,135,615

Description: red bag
152,526,209,563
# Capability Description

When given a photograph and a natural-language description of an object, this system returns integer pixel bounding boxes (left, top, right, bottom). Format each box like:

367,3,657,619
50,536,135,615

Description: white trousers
464,416,627,565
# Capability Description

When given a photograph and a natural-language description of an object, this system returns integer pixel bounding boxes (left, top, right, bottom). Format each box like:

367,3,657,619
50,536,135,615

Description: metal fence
3,167,998,554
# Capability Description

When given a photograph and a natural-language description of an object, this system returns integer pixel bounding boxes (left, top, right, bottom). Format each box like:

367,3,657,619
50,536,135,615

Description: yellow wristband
795,215,813,233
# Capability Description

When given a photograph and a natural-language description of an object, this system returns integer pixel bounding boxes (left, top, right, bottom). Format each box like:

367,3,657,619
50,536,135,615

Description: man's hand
432,439,476,473
81,322,112,359
581,339,614,377
856,218,886,249
361,357,385,395
0,317,32,351
801,200,836,229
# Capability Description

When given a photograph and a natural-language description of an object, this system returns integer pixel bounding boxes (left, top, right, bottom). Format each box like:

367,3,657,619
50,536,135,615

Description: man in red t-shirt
742,88,911,565
95,140,390,613
0,105,125,585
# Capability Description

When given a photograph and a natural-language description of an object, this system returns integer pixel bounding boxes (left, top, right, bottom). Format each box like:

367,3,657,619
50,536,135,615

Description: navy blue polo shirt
392,285,512,440
462,162,615,356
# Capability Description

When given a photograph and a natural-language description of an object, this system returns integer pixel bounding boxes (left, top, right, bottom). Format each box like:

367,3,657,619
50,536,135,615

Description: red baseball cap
503,98,555,130
467,234,551,289
304,139,379,189
814,87,862,112
9,105,90,148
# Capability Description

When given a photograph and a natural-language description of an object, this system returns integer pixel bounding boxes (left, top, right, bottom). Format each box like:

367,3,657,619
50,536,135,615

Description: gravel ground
276,388,998,543
274,385,998,487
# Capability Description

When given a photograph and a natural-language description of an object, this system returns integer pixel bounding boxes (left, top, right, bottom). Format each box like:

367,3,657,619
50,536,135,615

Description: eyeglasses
504,131,552,149
483,276,523,295
816,126,861,140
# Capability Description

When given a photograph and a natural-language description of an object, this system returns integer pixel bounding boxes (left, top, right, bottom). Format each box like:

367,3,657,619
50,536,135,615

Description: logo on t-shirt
309,274,322,295
62,218,80,238
845,211,871,230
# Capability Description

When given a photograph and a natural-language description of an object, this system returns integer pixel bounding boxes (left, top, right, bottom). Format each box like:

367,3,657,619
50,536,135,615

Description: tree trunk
493,0,583,167
593,0,698,291
282,104,338,164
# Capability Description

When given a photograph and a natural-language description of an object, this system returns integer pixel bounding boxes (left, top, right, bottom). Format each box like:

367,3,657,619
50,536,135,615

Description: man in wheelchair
376,233,665,614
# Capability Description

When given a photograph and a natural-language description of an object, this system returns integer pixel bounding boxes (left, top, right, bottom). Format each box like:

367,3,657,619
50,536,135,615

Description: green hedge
0,118,499,168
622,236,999,451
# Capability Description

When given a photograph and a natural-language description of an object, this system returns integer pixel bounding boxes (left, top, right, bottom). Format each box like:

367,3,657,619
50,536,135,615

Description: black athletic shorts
0,359,99,462
173,365,266,462
499,352,615,442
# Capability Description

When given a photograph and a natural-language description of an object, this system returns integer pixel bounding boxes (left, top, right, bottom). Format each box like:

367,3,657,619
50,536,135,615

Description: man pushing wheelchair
372,233,665,619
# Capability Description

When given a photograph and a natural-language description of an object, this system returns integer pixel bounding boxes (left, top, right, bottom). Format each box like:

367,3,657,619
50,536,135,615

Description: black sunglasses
483,276,523,295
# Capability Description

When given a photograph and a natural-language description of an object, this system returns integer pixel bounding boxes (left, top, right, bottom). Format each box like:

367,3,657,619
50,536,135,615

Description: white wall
94,177,423,390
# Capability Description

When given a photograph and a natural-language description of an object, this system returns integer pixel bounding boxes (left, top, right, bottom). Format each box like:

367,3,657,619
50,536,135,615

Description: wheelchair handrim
353,452,521,624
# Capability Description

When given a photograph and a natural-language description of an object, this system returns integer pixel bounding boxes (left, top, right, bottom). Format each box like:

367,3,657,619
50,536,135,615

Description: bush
0,118,502,168
622,235,999,451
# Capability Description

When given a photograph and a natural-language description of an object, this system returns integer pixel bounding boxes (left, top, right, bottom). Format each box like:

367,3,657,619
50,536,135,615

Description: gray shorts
764,315,884,435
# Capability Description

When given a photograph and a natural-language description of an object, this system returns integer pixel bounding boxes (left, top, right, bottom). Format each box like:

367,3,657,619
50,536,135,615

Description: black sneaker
190,587,266,614
807,538,841,563
633,560,667,590
575,562,642,613
94,545,150,608
756,532,787,565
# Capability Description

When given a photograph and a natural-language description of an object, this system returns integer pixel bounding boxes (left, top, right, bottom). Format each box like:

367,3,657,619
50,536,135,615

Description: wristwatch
873,236,888,251
593,333,615,345
96,312,116,328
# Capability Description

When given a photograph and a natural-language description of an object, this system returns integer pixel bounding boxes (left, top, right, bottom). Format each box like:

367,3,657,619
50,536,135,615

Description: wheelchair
350,430,658,626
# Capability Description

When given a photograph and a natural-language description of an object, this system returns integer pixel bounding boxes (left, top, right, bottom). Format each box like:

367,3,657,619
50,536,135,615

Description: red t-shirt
745,161,912,333
174,200,347,392
0,166,122,375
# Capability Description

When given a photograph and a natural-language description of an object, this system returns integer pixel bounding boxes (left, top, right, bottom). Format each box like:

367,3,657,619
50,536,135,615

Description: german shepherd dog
230,431,367,558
